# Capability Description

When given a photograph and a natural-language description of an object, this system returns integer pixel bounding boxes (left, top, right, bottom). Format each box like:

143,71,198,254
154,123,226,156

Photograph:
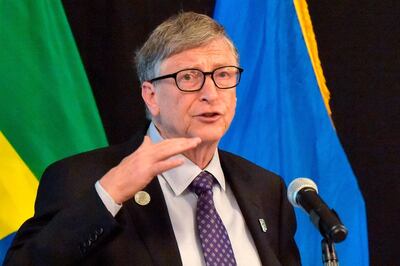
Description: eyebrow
175,62,238,72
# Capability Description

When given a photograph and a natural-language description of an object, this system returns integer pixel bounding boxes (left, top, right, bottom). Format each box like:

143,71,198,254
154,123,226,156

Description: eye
215,68,234,79
178,70,201,83
217,71,230,78
182,73,195,81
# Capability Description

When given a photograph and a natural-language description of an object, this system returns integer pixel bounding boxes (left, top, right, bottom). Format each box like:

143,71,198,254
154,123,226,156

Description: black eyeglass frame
148,65,244,92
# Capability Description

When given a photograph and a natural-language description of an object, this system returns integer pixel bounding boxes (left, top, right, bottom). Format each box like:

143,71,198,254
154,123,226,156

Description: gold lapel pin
134,191,151,206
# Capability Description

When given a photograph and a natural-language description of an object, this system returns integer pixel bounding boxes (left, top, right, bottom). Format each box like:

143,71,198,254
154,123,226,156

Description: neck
152,122,219,169
183,141,218,169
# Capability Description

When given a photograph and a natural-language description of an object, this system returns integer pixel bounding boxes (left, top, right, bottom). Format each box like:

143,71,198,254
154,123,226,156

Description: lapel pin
134,191,151,206
259,218,268,232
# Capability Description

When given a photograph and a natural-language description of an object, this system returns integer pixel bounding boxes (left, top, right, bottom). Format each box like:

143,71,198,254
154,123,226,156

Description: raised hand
99,136,201,203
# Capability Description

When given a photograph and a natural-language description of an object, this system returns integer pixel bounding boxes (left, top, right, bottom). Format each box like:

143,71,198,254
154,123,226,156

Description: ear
141,81,160,116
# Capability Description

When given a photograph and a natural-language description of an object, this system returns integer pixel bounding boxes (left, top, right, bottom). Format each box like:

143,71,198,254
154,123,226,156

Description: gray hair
135,12,239,84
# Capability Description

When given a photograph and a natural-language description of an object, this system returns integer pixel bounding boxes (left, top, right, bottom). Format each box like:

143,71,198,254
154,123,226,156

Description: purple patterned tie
189,171,237,266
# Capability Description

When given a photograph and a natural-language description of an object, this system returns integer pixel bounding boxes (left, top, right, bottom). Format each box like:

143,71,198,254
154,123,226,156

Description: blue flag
215,0,369,265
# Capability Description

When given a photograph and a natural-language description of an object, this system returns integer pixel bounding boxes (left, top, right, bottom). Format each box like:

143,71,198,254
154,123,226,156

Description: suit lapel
106,127,181,265
219,151,281,265
124,178,182,266
117,132,280,265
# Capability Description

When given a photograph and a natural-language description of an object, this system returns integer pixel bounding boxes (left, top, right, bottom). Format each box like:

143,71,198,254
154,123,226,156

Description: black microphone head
287,177,318,208
287,177,349,243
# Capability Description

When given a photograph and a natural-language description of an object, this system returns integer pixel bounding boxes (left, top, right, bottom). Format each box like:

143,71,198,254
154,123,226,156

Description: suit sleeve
4,160,120,266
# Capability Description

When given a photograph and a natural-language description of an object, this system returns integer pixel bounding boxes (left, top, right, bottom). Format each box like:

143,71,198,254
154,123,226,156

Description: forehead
159,38,238,72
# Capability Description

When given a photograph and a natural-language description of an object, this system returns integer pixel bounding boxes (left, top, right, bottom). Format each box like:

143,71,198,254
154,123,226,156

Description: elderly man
5,12,300,266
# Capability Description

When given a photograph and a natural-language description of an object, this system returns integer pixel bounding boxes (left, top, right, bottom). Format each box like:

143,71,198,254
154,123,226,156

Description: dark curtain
308,1,400,264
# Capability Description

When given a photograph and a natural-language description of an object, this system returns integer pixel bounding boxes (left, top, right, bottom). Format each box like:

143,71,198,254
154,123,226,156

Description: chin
194,130,225,143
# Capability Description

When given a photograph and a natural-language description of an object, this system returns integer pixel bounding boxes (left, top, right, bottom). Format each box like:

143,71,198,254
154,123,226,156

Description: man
5,12,300,265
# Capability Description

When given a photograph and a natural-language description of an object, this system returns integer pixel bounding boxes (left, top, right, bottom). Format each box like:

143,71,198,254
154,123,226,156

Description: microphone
287,177,348,243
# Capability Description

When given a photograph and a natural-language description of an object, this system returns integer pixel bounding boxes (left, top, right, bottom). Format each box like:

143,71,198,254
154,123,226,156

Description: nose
199,74,218,102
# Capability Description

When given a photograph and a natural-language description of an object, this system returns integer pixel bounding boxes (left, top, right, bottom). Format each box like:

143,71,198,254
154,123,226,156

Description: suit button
89,233,98,242
80,246,87,254
80,243,87,255
96,227,104,235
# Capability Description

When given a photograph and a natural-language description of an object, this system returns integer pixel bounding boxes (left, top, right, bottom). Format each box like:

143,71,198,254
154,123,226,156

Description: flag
215,0,369,265
0,1,108,263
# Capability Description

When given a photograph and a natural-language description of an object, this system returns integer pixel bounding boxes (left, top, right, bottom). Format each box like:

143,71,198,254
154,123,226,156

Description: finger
142,135,152,145
124,135,155,160
152,158,185,175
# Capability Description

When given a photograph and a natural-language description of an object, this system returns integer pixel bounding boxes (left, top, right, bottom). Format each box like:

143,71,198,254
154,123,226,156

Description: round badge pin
134,191,151,206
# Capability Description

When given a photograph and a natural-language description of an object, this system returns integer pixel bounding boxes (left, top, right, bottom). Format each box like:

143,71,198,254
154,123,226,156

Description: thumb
142,135,152,145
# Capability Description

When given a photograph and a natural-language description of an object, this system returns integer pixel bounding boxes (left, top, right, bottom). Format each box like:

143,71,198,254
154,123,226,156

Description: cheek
158,93,194,121
157,90,178,111
225,94,237,118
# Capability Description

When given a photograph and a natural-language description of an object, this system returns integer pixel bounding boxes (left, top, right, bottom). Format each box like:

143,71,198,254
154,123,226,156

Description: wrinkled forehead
156,37,239,72
170,36,238,60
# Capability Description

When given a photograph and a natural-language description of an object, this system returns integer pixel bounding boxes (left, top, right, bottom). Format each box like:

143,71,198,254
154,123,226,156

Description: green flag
0,0,108,261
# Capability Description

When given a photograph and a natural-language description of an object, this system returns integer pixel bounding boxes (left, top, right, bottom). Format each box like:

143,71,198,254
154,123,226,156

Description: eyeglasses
149,66,243,92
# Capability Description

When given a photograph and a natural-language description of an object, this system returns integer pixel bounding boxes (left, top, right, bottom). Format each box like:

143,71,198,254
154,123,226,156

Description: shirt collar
147,122,226,195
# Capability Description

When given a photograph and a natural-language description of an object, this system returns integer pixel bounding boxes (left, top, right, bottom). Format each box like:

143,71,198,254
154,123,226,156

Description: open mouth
201,112,219,117
196,112,222,122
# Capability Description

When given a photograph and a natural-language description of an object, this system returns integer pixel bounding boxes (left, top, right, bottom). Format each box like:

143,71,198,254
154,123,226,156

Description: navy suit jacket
5,130,300,265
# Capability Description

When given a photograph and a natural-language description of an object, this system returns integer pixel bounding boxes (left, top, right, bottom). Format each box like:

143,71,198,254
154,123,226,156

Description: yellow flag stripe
294,0,332,116
0,131,38,239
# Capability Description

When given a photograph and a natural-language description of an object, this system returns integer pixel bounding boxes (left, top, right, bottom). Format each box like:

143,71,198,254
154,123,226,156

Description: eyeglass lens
176,66,241,91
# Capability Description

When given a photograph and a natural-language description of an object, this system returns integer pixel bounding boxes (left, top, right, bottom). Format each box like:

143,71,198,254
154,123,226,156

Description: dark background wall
62,1,399,264
308,1,400,264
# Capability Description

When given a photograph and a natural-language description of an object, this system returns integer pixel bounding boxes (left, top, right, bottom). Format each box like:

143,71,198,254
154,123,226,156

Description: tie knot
189,171,214,196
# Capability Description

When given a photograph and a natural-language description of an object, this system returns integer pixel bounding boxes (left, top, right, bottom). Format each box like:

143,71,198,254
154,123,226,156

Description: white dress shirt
96,123,261,265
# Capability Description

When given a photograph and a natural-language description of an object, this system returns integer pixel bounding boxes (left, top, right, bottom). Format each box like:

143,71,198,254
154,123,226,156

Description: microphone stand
321,238,339,266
